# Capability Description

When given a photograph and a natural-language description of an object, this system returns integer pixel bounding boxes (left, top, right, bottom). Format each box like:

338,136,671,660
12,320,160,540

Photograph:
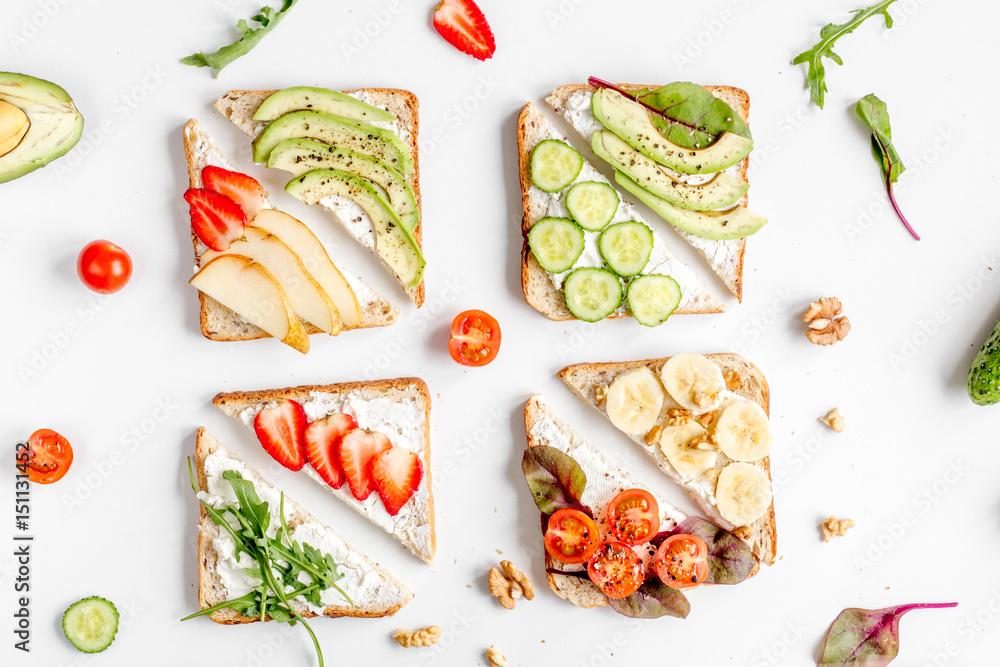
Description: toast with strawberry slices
213,88,425,307
183,119,399,345
195,428,413,622
213,378,435,564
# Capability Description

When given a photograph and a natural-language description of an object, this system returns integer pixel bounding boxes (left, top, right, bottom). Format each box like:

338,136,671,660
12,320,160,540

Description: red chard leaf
608,578,690,620
672,517,757,585
819,602,958,665
522,446,590,517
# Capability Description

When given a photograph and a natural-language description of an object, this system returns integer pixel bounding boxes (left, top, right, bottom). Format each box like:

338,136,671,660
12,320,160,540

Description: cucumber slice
598,221,653,277
530,139,583,193
627,275,682,327
564,268,623,322
565,181,619,231
63,596,118,653
528,217,585,273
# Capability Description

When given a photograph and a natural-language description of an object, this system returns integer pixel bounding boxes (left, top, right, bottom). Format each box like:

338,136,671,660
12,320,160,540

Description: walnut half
489,560,534,610
821,516,856,542
803,297,851,346
393,625,443,648
819,408,845,433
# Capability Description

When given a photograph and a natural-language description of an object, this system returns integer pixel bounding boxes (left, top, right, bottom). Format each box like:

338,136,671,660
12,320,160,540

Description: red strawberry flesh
305,413,358,490
184,188,246,251
372,446,423,516
338,429,391,501
433,0,495,61
202,165,266,221
254,400,308,471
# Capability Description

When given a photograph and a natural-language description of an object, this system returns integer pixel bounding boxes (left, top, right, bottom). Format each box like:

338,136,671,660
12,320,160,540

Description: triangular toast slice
184,119,399,345
213,378,436,564
558,353,777,565
546,84,751,301
213,89,425,306
524,395,696,609
194,428,412,622
518,103,724,321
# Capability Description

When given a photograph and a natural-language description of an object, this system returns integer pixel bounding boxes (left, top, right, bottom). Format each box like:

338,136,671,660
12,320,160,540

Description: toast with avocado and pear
546,83,758,302
517,103,724,323
194,428,413,623
184,119,399,349
213,88,426,307
523,395,761,610
213,378,436,564
558,352,777,566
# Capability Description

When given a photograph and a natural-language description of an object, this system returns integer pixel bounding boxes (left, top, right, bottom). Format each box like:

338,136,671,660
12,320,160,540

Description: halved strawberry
305,413,358,490
372,446,423,516
338,429,391,501
432,0,495,61
184,188,246,251
253,400,307,471
202,165,266,221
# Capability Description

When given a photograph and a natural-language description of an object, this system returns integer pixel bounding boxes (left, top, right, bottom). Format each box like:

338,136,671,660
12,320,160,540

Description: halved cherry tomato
587,541,644,599
544,509,600,565
18,429,73,484
607,488,660,546
448,309,501,366
77,240,132,294
652,533,709,590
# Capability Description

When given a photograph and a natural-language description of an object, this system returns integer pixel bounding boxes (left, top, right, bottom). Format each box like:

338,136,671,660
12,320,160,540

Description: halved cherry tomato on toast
587,541,644,599
19,429,73,484
652,533,709,590
449,309,501,366
544,508,600,565
77,240,132,294
607,488,660,546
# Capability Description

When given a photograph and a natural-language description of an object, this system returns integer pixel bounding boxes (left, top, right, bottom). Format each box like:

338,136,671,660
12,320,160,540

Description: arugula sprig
856,94,918,240
793,1,899,108
182,0,299,77
182,458,351,667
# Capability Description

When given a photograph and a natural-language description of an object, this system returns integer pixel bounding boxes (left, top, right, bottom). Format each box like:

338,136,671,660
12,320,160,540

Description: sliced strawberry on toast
339,429,391,501
253,400,307,471
372,446,423,516
305,413,358,490
184,188,246,251
433,0,495,61
202,165,265,221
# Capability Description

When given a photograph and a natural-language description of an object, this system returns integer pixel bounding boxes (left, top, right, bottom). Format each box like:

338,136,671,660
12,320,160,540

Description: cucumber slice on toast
627,275,682,327
598,221,653,277
63,596,118,653
564,268,622,322
530,139,583,193
565,181,619,231
528,217,585,273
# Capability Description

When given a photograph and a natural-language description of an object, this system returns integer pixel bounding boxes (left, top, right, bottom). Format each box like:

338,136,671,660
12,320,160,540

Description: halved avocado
592,88,752,175
592,130,748,211
616,171,766,241
268,138,419,235
285,169,424,289
252,86,396,124
0,72,83,183
252,110,413,175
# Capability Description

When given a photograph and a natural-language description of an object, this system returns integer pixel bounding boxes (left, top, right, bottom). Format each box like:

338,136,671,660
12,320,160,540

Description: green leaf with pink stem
819,602,958,665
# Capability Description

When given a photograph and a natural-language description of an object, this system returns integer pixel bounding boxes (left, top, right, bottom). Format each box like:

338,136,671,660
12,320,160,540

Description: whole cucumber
968,317,1000,405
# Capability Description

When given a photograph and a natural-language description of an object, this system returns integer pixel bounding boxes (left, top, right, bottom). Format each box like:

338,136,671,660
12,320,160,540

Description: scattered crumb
496,548,503,555
466,584,472,589
454,558,459,564
819,408,845,433
494,507,499,513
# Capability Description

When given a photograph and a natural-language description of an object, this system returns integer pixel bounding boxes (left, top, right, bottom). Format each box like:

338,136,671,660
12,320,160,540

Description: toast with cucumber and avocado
213,378,436,564
213,87,426,307
558,352,777,566
193,428,413,624
518,103,724,324
547,82,766,302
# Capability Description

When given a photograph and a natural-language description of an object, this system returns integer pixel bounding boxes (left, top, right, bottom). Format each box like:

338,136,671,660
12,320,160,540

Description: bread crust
212,378,436,564
557,353,777,567
543,83,749,302
194,428,413,623
212,89,425,307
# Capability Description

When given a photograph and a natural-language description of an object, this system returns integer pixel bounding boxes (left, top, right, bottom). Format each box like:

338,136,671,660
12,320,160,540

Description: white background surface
4,0,1000,665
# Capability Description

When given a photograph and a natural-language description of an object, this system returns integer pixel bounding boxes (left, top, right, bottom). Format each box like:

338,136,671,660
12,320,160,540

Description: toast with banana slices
518,102,724,323
213,88,425,306
184,119,399,352
559,353,777,566
213,378,435,564
546,84,755,302
194,428,412,622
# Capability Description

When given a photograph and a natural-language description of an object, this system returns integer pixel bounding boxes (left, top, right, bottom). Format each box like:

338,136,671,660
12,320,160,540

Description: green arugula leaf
855,94,919,240
182,0,299,77
793,1,899,108
635,82,752,150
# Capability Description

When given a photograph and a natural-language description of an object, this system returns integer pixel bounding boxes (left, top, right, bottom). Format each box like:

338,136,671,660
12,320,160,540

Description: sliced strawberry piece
253,400,307,471
184,188,246,251
338,429,391,501
202,165,266,222
305,413,358,490
433,0,495,61
372,446,423,516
